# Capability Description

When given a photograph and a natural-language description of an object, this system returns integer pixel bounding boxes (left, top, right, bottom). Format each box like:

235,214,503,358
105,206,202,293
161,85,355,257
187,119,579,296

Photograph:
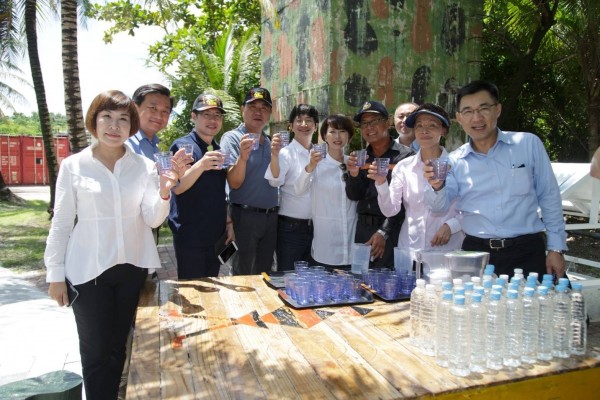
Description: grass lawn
0,200,50,272
0,199,172,273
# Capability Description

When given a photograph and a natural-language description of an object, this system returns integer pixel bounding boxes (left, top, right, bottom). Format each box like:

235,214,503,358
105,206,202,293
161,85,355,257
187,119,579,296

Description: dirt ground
566,230,600,277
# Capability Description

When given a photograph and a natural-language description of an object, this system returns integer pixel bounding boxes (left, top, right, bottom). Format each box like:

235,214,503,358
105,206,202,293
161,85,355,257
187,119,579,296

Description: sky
9,18,168,116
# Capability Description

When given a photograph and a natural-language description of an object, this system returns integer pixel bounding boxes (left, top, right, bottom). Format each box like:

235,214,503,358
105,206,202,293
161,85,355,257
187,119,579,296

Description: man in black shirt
345,100,414,267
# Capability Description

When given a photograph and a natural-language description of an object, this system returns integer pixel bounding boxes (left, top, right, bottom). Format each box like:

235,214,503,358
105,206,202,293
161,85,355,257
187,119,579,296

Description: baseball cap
353,101,389,122
404,109,450,128
243,87,272,106
192,94,225,113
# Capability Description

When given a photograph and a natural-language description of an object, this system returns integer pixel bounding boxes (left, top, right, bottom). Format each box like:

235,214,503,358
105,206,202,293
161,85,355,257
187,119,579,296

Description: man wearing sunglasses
346,100,414,268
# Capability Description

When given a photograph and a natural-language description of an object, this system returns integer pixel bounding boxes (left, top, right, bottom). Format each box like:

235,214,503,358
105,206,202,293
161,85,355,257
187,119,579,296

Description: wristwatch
548,249,566,255
376,229,388,240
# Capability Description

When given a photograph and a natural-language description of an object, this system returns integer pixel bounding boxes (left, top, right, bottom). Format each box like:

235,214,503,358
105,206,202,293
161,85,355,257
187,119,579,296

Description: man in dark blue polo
168,93,233,278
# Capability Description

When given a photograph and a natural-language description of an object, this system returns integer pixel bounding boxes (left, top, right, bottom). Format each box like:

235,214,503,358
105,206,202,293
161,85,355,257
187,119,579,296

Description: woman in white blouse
368,103,464,257
265,104,319,270
295,114,358,268
45,90,186,400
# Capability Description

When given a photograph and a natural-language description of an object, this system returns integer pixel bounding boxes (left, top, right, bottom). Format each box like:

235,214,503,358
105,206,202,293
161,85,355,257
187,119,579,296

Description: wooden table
127,276,600,399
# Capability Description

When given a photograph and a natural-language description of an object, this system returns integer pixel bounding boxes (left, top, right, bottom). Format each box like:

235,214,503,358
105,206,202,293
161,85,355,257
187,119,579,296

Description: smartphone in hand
65,279,79,307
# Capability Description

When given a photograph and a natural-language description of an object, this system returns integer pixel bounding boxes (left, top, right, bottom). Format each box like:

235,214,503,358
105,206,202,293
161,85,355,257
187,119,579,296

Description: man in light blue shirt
126,84,174,160
424,80,567,278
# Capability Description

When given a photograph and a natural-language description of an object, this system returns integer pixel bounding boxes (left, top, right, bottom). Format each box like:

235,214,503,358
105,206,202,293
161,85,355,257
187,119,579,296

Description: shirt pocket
509,166,532,196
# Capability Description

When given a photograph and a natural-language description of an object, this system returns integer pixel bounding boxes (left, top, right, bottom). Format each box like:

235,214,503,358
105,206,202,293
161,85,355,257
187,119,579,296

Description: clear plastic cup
312,143,327,158
278,131,290,147
314,280,329,303
430,158,450,180
375,157,390,176
154,151,176,179
351,243,371,274
180,143,193,156
383,277,398,298
355,149,367,167
394,247,413,274
248,133,260,150
219,149,231,169
294,260,309,274
295,280,310,305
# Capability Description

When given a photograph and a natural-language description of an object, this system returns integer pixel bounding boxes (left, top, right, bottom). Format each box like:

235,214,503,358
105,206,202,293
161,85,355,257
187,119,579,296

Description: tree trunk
25,0,56,214
0,172,25,204
61,0,87,153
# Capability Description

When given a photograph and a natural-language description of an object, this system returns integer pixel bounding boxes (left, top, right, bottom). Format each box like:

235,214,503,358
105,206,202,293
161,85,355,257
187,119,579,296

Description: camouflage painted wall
261,0,482,144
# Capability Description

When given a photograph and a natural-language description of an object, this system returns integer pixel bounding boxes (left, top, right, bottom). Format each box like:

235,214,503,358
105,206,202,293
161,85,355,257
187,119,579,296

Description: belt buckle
489,239,505,249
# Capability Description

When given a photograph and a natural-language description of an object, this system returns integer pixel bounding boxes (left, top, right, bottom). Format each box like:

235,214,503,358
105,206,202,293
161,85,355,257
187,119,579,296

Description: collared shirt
220,124,278,209
424,129,567,251
376,148,464,254
345,139,415,236
44,143,170,285
264,139,311,219
126,130,160,161
168,131,227,246
295,156,357,265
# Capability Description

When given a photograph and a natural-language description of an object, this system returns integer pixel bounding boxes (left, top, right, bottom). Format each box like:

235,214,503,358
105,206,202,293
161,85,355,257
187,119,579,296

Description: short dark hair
456,80,500,108
132,84,174,110
85,90,140,137
320,114,355,142
288,104,319,125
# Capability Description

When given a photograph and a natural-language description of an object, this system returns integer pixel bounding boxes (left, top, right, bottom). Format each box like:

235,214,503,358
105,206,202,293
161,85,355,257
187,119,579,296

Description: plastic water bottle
528,272,540,286
448,295,470,377
420,284,438,356
409,279,426,348
435,291,453,367
484,264,497,280
469,293,487,373
503,289,522,368
525,275,538,289
521,287,539,364
485,291,505,370
482,278,493,300
552,285,571,358
537,285,554,361
569,283,587,356
464,282,474,304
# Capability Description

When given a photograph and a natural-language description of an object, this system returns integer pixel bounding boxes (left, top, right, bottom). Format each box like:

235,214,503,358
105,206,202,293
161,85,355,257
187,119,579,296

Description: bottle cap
442,291,453,301
471,293,482,303
507,289,519,299
454,295,465,305
523,287,535,297
464,282,474,291
484,264,495,274
454,287,465,296
571,282,583,291
442,281,453,291
474,287,485,296
514,268,524,274
491,291,502,301
537,285,548,295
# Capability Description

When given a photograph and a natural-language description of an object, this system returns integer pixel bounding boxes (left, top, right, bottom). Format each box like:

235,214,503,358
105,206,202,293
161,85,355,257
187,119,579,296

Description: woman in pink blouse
367,103,464,257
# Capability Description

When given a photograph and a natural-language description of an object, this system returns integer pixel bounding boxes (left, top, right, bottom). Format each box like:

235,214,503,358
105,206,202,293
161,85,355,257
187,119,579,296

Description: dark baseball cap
405,110,450,128
192,94,225,113
243,87,272,106
353,101,389,122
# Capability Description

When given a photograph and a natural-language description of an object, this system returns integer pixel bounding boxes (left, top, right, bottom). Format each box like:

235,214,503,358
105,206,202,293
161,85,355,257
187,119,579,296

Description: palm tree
0,0,31,116
61,0,88,153
24,0,58,212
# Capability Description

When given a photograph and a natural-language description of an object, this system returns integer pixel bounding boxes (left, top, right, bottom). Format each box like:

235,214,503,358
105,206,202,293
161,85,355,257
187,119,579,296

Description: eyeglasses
359,118,387,129
458,103,497,119
339,163,349,181
198,112,224,120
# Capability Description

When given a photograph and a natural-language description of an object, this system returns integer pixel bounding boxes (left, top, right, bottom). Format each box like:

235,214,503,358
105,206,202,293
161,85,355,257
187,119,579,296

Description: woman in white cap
368,103,464,257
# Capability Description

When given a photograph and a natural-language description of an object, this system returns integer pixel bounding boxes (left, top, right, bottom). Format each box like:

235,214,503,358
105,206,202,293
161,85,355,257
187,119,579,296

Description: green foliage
0,112,68,135
481,0,596,161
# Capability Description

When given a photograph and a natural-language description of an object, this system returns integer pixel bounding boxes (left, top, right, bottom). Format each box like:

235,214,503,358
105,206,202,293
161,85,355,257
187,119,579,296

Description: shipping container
0,135,71,185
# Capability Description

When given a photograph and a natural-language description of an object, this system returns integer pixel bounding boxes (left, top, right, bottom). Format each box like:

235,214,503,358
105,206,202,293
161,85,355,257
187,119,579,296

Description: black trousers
71,263,147,400
174,235,221,279
462,233,547,278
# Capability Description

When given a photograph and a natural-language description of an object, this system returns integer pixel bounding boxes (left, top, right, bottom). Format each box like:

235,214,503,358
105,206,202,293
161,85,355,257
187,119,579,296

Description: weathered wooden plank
126,317,161,399
128,276,600,399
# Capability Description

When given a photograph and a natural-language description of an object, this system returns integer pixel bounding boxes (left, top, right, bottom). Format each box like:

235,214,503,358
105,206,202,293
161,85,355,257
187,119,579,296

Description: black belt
465,233,542,250
357,214,386,226
231,203,279,214
278,215,312,226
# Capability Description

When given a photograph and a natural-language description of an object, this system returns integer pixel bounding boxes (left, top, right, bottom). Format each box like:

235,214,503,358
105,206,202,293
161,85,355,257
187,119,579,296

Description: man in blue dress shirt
127,84,174,160
424,80,567,278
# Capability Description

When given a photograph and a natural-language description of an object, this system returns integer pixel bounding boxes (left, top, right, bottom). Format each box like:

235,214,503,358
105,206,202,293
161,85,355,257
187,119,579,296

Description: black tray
262,272,286,289
277,289,374,309
369,289,411,303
